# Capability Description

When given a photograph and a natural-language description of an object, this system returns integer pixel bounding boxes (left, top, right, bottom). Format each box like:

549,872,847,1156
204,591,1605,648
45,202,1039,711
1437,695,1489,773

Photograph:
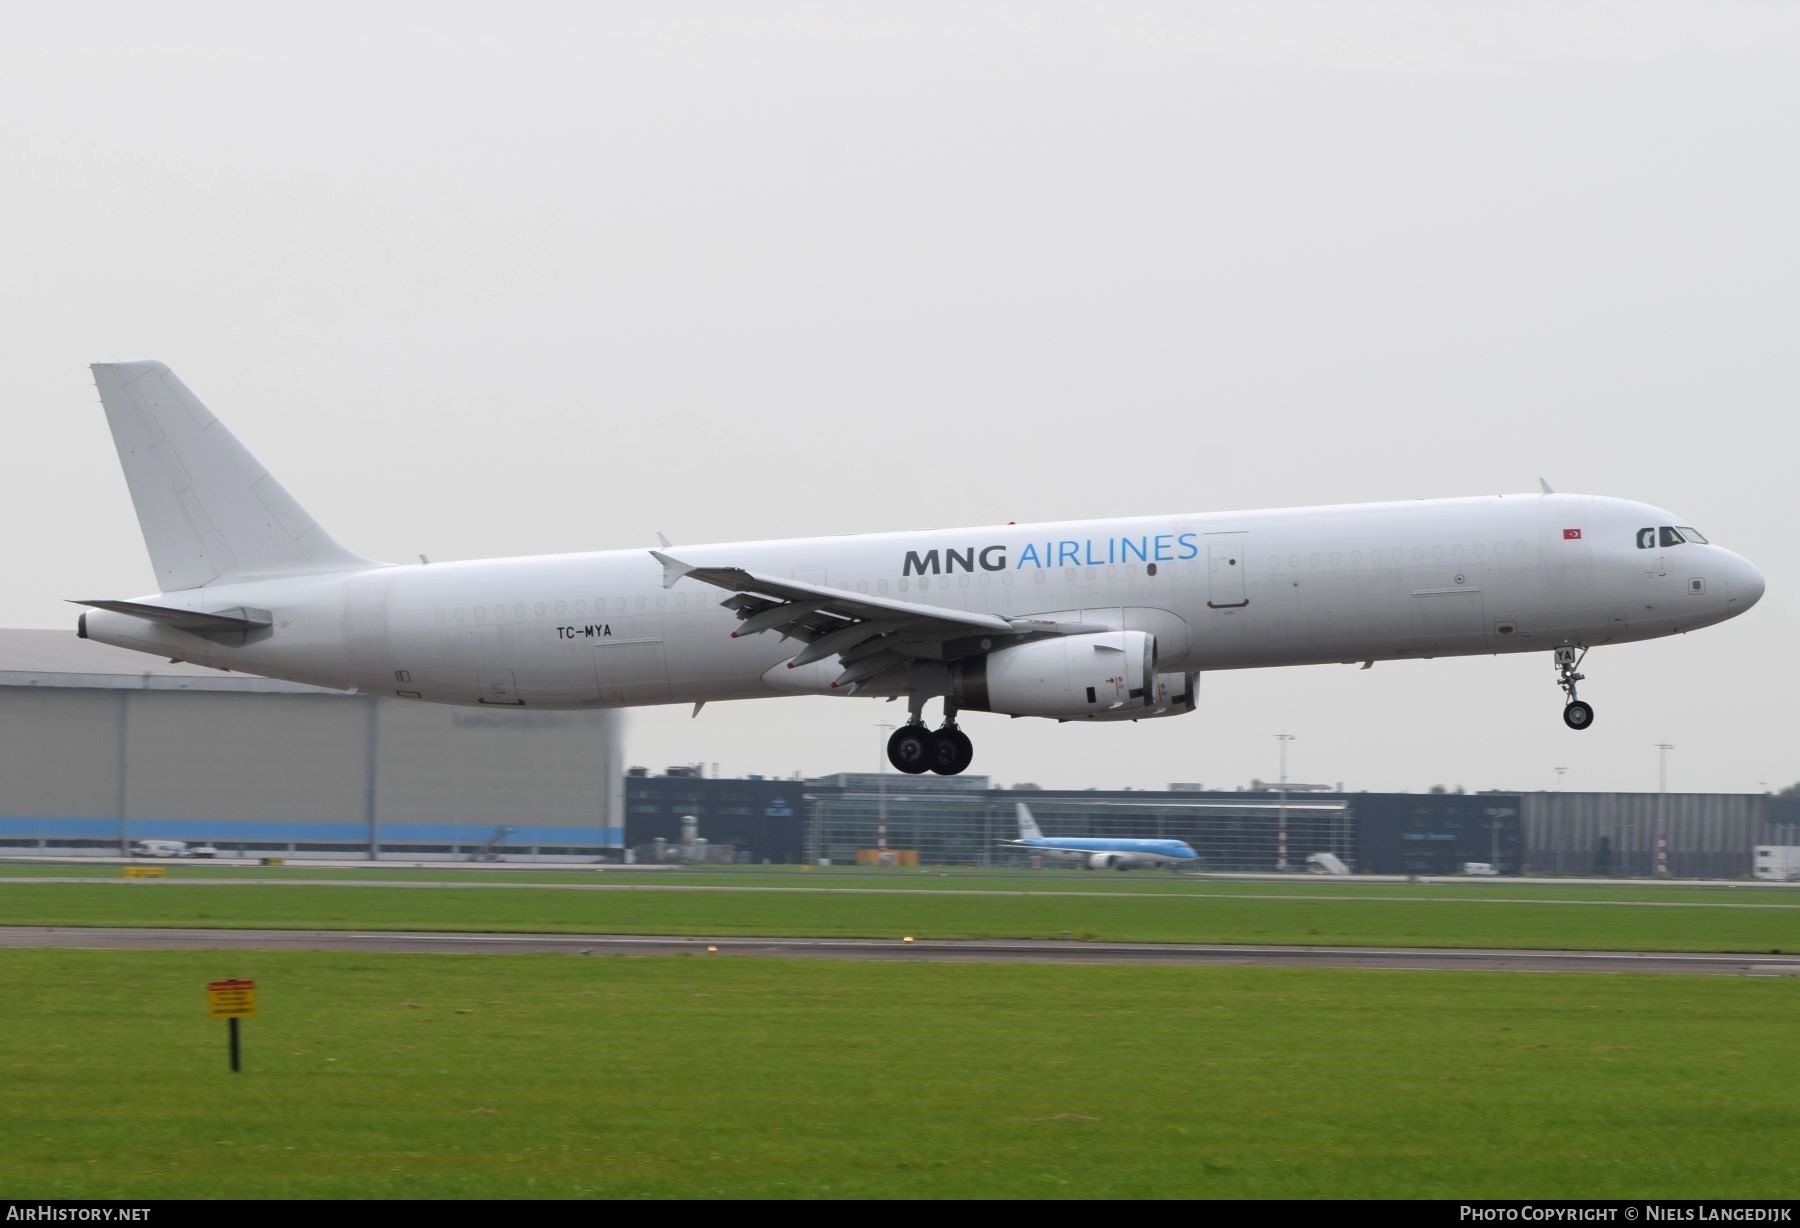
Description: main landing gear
887,699,976,776
1555,646,1595,731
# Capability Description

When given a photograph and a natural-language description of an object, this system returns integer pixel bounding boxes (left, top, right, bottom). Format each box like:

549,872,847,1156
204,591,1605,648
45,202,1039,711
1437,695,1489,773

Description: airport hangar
0,629,624,860
2,627,1794,873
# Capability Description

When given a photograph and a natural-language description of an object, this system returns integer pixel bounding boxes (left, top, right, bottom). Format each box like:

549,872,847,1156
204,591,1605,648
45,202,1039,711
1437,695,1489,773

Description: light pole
1553,766,1567,792
1654,743,1674,878
876,724,894,862
1275,733,1296,872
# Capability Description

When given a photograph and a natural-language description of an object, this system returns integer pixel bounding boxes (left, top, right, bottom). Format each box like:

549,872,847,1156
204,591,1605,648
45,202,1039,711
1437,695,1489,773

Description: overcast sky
4,2,1795,795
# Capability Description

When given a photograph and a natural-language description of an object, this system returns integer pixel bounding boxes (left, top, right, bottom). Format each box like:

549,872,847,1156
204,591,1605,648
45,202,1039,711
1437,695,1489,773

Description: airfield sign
206,979,256,1019
206,979,256,1073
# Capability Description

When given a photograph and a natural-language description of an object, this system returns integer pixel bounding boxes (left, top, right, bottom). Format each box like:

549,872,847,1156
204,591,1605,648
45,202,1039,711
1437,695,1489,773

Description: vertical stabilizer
90,362,378,590
1016,803,1044,841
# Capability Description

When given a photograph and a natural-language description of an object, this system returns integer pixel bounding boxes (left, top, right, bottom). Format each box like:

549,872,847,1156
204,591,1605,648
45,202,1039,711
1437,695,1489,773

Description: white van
130,840,218,859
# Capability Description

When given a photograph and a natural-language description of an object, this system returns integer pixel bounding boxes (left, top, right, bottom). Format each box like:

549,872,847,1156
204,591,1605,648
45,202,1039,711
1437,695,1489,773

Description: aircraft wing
651,550,1098,692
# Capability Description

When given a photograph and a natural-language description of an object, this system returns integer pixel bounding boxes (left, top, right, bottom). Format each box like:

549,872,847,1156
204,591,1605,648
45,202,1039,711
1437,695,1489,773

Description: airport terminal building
0,630,624,859
629,771,1798,878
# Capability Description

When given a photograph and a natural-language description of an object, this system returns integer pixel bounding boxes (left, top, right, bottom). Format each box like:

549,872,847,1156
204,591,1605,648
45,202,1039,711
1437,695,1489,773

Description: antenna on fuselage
1537,477,1555,495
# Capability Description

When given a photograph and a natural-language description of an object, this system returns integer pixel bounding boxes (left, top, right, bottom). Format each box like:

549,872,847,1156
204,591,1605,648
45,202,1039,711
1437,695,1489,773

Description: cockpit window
1641,525,1708,547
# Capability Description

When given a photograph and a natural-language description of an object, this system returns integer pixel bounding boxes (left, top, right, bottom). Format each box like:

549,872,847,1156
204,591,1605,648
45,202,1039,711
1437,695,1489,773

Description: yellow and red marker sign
206,979,256,1019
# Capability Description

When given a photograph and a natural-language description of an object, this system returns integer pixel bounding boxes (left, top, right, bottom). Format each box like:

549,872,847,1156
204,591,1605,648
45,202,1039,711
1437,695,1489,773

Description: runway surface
6,876,1797,909
4,925,1798,975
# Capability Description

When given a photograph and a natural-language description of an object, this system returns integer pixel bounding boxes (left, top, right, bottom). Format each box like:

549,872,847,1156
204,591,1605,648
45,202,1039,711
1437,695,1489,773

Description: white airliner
1006,804,1197,870
76,363,1765,777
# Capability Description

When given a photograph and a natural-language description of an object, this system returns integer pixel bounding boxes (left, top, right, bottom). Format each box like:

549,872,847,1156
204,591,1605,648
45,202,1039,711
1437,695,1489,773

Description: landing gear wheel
1552,647,1594,732
886,724,933,774
927,727,975,776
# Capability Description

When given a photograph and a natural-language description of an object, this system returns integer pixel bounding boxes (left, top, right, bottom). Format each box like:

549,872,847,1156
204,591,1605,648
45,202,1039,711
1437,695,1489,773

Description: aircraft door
477,669,523,705
1207,538,1248,609
1410,590,1488,654
594,635,671,704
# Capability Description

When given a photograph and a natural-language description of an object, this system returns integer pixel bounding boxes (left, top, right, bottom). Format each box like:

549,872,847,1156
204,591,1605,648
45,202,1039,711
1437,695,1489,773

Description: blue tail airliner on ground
1004,804,1198,871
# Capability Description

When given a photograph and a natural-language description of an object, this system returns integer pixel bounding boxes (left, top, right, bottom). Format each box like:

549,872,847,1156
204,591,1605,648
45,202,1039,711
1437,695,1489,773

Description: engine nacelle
1087,852,1129,871
1078,671,1199,722
953,631,1155,719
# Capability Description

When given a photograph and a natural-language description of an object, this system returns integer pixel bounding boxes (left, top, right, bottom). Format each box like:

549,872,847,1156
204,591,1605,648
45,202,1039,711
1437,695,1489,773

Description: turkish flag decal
1563,529,1582,540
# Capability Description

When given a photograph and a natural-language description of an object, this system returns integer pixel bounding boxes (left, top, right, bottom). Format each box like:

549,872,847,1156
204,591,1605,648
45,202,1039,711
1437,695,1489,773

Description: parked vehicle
130,840,218,859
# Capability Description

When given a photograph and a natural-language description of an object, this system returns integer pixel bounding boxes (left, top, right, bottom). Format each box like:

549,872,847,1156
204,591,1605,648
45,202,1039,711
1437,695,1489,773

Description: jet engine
952,631,1155,719
1077,670,1198,721
1087,852,1130,871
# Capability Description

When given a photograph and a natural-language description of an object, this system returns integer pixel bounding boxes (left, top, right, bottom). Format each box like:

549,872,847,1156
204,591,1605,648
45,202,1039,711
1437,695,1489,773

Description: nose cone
1726,551,1765,613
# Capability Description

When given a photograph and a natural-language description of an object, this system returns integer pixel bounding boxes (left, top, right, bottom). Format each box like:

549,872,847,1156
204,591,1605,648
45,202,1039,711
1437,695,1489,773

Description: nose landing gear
1555,647,1595,731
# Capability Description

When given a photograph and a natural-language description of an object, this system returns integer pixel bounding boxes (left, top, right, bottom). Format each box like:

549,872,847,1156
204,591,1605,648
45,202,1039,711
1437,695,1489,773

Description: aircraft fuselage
82,492,1763,711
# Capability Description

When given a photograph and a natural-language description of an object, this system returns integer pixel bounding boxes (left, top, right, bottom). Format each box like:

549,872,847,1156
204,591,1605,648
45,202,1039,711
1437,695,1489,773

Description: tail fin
1016,803,1044,841
91,362,377,591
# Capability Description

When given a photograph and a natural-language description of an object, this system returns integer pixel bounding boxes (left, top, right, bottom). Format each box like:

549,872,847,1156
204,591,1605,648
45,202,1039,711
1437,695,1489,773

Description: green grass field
3,872,1798,952
8,860,1797,902
2,949,1795,1199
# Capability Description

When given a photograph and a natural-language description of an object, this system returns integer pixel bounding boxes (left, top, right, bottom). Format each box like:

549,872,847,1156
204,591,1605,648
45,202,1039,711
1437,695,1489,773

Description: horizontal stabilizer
71,599,271,634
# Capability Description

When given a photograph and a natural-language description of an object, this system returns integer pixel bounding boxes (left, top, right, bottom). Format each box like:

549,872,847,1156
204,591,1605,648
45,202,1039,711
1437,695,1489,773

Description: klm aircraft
1004,805,1197,871
75,363,1765,777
